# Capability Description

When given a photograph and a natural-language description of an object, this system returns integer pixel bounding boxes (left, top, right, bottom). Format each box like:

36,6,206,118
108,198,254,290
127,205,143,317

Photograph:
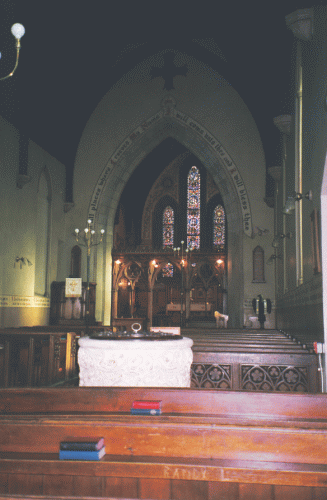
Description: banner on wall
65,278,82,298
0,296,50,307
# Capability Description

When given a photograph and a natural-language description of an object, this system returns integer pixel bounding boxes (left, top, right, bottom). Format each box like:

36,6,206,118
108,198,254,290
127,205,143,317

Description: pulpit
50,281,96,325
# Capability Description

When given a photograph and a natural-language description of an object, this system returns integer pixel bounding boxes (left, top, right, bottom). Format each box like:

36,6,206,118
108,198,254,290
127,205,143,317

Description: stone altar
78,331,193,387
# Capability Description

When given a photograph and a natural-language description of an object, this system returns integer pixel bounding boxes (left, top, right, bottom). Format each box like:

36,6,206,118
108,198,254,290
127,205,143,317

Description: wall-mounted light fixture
14,256,32,269
294,189,313,201
282,196,296,215
282,190,312,214
0,23,25,81
272,232,293,248
267,254,282,265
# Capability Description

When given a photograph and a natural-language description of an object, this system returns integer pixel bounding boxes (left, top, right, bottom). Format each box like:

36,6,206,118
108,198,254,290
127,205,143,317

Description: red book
132,400,162,410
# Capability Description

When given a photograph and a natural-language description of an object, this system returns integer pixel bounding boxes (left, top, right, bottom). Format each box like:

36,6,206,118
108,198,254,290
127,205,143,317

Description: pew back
0,388,326,499
0,331,77,387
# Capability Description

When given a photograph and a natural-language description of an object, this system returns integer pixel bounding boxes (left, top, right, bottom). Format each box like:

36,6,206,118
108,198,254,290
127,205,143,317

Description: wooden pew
0,496,132,500
0,330,77,388
0,388,326,500
187,330,319,392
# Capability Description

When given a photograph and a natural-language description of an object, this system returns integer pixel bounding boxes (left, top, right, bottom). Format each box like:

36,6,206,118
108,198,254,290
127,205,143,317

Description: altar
166,302,212,313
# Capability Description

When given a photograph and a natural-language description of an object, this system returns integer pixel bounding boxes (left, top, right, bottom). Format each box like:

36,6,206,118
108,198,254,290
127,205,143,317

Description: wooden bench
0,330,77,388
0,388,326,500
187,330,319,392
0,328,319,394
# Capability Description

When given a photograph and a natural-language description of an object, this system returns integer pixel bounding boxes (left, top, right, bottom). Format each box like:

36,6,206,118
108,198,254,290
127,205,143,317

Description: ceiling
0,1,316,199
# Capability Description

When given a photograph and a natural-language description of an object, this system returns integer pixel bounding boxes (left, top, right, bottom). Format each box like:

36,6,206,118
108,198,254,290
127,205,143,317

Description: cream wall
70,50,274,327
0,116,66,327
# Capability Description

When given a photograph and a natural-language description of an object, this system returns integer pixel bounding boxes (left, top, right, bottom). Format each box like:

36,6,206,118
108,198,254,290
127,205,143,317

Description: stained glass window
213,205,225,248
162,263,173,278
163,206,174,247
187,166,200,249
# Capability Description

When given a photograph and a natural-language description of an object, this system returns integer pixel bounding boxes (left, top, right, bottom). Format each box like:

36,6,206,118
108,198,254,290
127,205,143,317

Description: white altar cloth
78,336,193,387
166,302,212,312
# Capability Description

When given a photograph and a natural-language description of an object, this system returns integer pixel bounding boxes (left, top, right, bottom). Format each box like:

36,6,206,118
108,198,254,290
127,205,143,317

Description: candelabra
173,241,190,327
75,220,105,332
0,24,25,81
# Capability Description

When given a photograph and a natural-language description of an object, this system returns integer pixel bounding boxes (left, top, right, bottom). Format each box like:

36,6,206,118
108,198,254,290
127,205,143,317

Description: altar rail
0,330,77,387
0,388,326,500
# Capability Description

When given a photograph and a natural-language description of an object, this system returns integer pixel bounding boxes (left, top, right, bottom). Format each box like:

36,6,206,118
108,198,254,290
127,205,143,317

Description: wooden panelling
103,477,138,498
0,475,7,495
0,496,140,500
138,478,171,499
239,483,274,499
72,476,103,498
43,475,74,496
189,329,318,392
208,481,239,500
274,485,315,500
7,474,43,495
171,479,208,500
312,487,327,500
0,331,77,388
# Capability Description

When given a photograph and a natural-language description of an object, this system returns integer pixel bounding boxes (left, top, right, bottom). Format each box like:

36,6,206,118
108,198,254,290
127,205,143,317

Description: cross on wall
150,52,188,90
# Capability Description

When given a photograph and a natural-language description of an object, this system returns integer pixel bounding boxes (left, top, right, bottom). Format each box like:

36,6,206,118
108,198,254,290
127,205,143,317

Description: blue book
130,408,162,415
59,446,106,460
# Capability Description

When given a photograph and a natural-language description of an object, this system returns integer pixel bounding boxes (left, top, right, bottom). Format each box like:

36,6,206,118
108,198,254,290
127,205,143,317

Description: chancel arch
94,122,244,328
72,50,268,329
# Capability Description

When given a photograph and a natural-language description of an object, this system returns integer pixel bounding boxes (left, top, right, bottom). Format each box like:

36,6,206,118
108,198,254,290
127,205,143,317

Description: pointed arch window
187,166,200,249
253,246,265,283
162,206,174,247
162,206,174,277
162,263,173,278
213,205,225,248
71,245,82,278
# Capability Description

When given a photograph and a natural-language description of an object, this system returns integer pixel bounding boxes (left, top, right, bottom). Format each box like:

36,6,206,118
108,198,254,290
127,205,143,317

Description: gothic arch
93,117,244,327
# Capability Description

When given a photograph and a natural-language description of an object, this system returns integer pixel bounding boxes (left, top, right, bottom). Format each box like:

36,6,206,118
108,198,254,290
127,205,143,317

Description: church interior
0,2,327,499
